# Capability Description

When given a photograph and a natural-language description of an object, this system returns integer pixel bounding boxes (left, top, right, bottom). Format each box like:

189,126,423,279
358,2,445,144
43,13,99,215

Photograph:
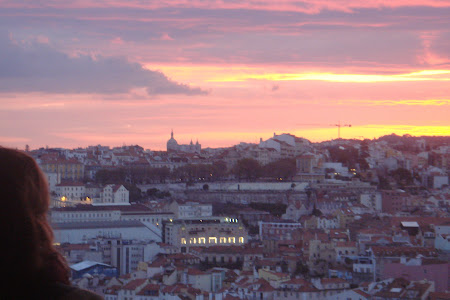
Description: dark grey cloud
0,31,207,95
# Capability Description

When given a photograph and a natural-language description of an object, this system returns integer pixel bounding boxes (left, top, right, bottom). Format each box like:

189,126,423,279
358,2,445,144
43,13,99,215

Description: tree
249,202,287,217
294,261,310,277
390,168,413,187
95,168,126,185
154,167,170,183
125,183,142,202
378,175,391,190
263,158,296,180
233,158,262,181
211,160,228,180
311,203,322,216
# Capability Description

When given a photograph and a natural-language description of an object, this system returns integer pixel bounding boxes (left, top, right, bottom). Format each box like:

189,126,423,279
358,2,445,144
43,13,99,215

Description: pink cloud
160,33,174,41
417,31,450,65
2,0,450,14
110,37,124,45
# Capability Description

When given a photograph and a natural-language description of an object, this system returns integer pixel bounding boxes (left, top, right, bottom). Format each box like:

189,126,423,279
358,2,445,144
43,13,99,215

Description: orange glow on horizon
206,69,450,83
146,64,450,84
11,125,448,151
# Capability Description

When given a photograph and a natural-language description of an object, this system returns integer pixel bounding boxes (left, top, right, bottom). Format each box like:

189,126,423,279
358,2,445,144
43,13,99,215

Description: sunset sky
1,0,449,150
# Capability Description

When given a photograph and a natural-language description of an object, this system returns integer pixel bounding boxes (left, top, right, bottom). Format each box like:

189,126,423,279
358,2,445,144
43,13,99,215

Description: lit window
228,237,235,243
209,237,217,244
190,238,197,244
199,237,206,244
181,238,187,244
239,237,244,243
220,237,226,243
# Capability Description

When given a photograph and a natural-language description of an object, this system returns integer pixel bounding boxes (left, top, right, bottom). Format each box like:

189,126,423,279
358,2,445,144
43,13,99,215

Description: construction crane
332,121,351,139
295,121,352,139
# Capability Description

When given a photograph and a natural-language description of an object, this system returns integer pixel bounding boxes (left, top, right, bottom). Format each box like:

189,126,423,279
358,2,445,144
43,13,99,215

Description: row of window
56,212,113,218
265,224,301,228
181,236,244,245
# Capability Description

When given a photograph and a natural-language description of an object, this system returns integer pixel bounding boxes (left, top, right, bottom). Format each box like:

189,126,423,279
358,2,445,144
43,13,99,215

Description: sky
1,0,449,150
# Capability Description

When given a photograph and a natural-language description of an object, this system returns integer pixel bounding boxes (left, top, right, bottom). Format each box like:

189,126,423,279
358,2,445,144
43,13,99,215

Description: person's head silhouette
0,148,70,296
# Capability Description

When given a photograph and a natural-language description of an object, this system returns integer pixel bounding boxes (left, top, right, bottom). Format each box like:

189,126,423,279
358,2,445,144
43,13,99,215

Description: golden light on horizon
206,69,450,83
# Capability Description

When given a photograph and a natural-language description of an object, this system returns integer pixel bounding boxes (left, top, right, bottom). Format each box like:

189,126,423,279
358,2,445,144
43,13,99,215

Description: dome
167,130,179,151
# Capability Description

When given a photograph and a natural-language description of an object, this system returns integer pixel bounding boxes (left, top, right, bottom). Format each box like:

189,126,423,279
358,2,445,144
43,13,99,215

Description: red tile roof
187,268,207,276
123,279,147,290
136,283,160,296
371,246,438,257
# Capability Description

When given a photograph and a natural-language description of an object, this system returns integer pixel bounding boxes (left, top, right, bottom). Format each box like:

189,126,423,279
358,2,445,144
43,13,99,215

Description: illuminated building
163,217,247,252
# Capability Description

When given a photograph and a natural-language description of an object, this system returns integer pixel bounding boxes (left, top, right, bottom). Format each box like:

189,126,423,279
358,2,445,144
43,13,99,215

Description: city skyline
1,0,449,150
16,131,449,152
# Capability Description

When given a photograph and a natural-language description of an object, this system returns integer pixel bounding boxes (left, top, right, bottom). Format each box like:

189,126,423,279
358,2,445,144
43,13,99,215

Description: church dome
167,130,178,151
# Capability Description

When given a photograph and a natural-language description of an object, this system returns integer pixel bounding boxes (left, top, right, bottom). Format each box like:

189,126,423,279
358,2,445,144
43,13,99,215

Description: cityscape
27,132,450,299
2,0,450,299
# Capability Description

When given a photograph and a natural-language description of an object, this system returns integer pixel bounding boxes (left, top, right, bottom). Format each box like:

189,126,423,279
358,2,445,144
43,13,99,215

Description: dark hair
0,148,69,296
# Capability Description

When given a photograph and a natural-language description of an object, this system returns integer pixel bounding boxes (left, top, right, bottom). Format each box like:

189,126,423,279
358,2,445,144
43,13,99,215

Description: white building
168,200,213,219
44,171,60,192
50,203,174,230
317,216,339,229
55,182,87,202
164,217,247,250
360,192,382,212
52,220,162,244
97,184,130,206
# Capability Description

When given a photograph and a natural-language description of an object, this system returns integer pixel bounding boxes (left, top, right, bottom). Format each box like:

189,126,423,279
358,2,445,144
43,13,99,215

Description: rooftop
52,220,146,229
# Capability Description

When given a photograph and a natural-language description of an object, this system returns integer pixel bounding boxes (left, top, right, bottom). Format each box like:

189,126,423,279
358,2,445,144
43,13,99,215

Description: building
39,156,85,182
163,217,248,251
190,244,264,269
55,182,87,203
383,257,449,292
167,130,201,153
167,200,212,219
50,203,173,230
368,246,438,282
294,153,325,183
381,190,409,214
311,278,351,298
98,184,129,206
109,239,162,275
360,192,382,212
259,220,303,241
70,260,117,279
52,220,162,244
